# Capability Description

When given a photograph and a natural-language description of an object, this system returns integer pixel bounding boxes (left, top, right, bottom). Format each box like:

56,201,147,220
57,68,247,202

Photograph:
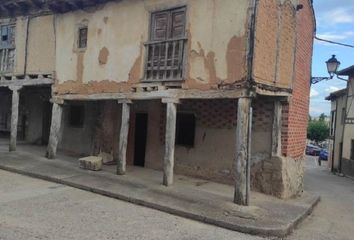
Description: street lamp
311,55,341,84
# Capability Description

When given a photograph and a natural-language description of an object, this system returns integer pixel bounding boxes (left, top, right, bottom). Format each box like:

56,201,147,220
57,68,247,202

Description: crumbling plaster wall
53,0,249,94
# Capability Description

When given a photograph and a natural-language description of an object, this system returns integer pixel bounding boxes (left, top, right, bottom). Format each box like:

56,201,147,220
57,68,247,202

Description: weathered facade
0,0,315,204
327,67,354,178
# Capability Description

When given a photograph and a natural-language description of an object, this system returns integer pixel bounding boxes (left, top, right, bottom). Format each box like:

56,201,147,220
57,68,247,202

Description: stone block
79,156,103,171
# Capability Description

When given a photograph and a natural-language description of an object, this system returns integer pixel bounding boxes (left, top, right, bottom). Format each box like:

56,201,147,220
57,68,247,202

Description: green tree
319,113,327,122
307,118,329,143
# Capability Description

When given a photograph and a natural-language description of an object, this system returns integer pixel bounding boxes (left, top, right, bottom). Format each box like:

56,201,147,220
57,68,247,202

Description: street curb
0,165,320,237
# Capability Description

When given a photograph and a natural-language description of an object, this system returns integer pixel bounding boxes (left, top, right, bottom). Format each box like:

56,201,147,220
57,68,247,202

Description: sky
310,0,354,116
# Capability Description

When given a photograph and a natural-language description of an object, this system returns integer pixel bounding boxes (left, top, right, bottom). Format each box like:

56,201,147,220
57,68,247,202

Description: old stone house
0,0,315,205
326,66,354,178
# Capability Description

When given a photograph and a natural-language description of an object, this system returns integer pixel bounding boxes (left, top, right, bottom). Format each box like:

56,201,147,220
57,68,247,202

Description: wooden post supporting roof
46,102,64,159
9,86,22,152
234,98,252,206
117,100,131,175
162,98,179,186
272,101,282,156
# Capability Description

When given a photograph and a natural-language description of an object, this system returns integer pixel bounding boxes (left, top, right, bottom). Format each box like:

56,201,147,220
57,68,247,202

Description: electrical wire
315,36,354,48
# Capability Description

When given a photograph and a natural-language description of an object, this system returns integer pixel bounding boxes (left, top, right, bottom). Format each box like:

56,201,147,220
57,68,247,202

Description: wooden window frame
78,26,88,49
143,6,187,82
0,24,16,73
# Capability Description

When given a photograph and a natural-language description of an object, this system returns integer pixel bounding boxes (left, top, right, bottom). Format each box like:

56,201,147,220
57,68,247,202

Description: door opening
41,101,52,145
134,113,148,167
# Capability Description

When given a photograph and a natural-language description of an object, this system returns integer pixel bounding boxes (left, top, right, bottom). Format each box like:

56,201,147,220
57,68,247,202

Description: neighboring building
0,0,315,204
326,66,354,178
326,89,346,173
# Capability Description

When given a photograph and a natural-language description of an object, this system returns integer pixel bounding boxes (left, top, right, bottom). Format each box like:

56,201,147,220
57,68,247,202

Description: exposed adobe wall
53,0,250,95
253,0,297,89
282,0,314,159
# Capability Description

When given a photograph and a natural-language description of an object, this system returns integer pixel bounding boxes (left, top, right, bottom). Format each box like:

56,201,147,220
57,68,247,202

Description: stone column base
251,156,304,199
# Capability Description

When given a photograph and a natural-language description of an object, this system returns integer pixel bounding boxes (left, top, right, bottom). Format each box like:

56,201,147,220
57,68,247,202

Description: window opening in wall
1,26,8,42
176,113,196,147
144,7,187,81
69,105,85,128
78,27,88,49
351,140,354,160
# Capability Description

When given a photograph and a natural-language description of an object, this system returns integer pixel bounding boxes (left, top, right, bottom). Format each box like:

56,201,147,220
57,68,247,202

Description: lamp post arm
336,75,348,82
311,76,332,85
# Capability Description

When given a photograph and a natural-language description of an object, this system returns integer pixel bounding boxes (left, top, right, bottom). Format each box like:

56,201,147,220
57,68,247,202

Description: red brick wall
282,0,314,158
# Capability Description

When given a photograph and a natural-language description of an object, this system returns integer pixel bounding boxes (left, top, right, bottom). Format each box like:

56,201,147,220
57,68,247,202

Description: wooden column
234,98,252,206
272,100,282,156
9,86,22,152
162,98,179,186
46,101,64,159
117,100,131,175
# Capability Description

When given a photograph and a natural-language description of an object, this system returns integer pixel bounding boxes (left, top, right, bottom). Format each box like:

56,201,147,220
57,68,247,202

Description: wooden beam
234,98,252,206
0,78,54,87
57,88,251,101
46,103,64,159
272,101,282,156
117,101,131,175
8,86,22,152
163,100,177,186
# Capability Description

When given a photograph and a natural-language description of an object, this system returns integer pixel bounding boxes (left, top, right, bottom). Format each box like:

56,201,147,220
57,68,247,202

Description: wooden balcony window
144,7,186,82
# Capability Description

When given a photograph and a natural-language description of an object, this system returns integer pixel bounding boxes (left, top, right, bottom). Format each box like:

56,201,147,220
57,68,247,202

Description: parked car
319,149,328,161
306,144,321,156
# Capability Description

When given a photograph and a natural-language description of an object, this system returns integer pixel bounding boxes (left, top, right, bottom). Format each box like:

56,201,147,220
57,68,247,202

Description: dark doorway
41,101,52,145
134,113,148,167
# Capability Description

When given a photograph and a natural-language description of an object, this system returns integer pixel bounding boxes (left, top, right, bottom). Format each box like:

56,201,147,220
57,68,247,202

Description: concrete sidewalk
0,142,320,237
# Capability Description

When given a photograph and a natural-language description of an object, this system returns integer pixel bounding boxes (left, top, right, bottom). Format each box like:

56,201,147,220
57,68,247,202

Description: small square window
176,113,196,147
78,27,88,49
69,105,85,128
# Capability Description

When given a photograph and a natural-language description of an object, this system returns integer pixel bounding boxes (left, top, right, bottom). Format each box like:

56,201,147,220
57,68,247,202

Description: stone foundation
251,156,304,199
